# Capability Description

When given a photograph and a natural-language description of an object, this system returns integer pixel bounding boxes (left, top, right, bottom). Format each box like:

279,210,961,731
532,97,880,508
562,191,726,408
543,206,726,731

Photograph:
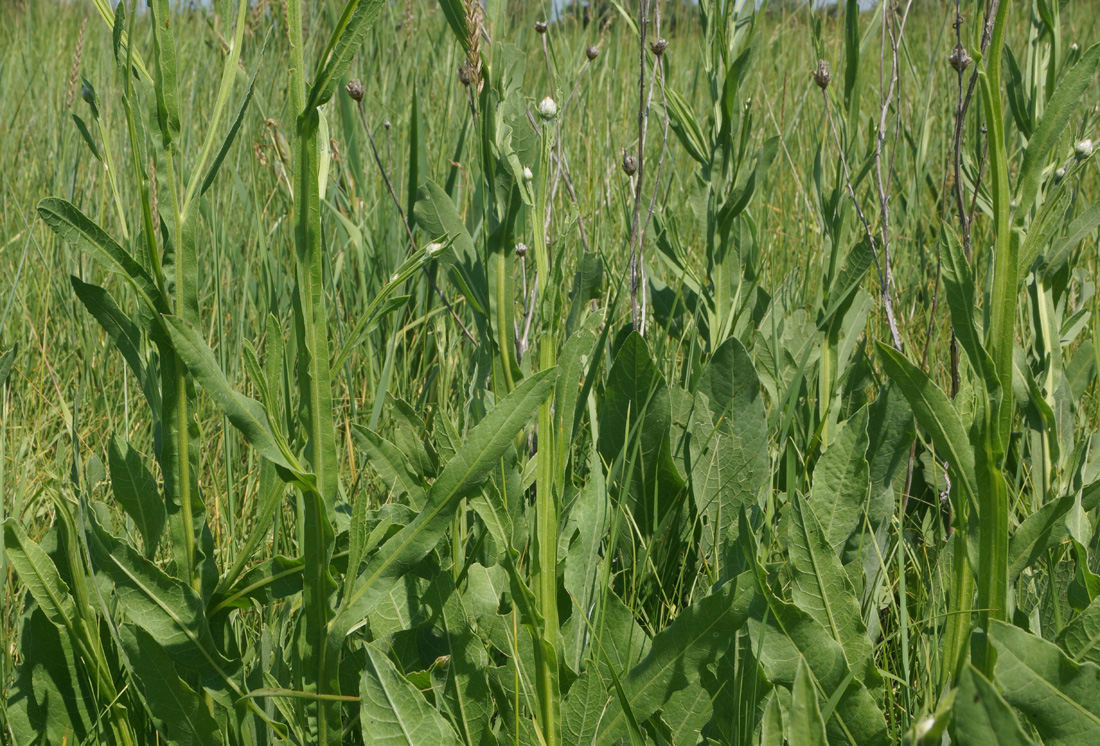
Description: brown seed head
622,152,638,176
812,59,831,90
649,37,668,56
948,45,971,73
457,64,472,87
586,45,600,61
515,242,528,258
346,79,365,102
534,20,548,34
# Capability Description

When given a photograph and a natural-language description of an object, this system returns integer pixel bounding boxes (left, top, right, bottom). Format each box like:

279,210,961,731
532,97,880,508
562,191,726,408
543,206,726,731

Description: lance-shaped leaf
162,315,295,473
108,437,166,556
360,642,462,746
991,619,1100,745
0,344,15,389
308,0,386,111
38,198,167,316
953,664,1035,746
2,520,77,633
789,657,828,746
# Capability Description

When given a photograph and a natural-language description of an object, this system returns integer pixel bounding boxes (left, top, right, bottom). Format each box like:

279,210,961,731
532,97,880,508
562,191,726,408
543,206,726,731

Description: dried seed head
1075,139,1094,159
538,96,558,120
649,37,668,56
586,44,600,61
948,45,971,72
812,60,831,90
457,64,472,87
346,79,365,102
622,152,638,176
534,20,548,34
383,120,391,130
515,242,528,258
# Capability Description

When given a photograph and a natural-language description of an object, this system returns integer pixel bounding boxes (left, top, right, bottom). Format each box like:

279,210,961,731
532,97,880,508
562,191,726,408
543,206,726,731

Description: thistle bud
1076,139,1094,160
522,166,534,182
1054,166,1067,183
586,45,600,61
534,20,548,34
622,152,638,176
538,96,558,120
812,59,831,90
515,242,528,258
948,45,971,72
346,79,364,102
383,120,391,130
1071,42,1080,52
649,38,668,56
426,242,444,257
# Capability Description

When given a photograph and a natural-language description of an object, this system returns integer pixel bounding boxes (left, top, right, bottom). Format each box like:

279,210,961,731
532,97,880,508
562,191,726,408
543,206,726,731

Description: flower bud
812,59,831,90
948,45,971,72
515,242,528,258
1054,166,1067,183
346,79,364,102
538,96,558,120
1075,139,1094,159
649,38,668,56
622,152,638,176
586,45,600,61
534,20,548,34
522,166,534,181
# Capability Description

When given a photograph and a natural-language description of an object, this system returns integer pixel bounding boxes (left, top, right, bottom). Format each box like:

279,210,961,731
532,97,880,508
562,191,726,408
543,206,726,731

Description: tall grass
2,0,1100,744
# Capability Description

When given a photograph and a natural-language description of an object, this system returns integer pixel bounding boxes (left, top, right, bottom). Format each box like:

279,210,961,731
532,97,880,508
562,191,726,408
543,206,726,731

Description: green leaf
351,425,427,508
148,0,181,146
595,575,754,745
940,226,997,394
689,336,769,562
1008,492,1075,580
307,0,386,111
120,625,225,746
1058,594,1100,666
331,368,554,638
162,315,295,473
665,85,709,165
108,436,166,556
808,408,870,551
413,180,489,318
2,520,77,632
990,619,1100,745
789,657,828,746
360,643,462,745
875,342,978,502
1015,43,1100,217
1044,200,1100,280
71,113,101,160
38,198,167,316
86,512,237,680
788,492,871,669
953,664,1034,745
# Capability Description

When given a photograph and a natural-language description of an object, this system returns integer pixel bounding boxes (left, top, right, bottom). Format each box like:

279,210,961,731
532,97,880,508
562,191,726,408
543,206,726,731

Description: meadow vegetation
2,0,1100,743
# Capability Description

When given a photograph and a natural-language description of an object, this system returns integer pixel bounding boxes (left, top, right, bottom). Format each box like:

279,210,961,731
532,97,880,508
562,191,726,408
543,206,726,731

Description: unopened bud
812,59,831,90
534,20,548,34
522,166,534,181
586,45,600,61
538,96,557,120
1076,139,1094,159
515,242,528,258
345,79,364,102
622,152,638,176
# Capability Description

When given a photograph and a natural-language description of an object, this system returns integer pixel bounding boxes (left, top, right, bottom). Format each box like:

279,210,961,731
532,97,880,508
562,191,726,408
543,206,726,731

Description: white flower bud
426,242,444,257
1076,139,1094,159
523,166,534,181
538,96,557,120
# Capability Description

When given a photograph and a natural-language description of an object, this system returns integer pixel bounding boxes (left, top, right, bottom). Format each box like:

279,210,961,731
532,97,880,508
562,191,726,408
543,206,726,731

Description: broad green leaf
148,0,181,146
788,492,871,669
2,520,77,632
1058,595,1100,666
954,664,1035,746
413,180,488,317
595,574,754,745
86,512,237,680
162,315,295,473
789,657,828,746
876,343,978,502
360,643,462,745
1008,492,1075,580
991,619,1100,745
120,625,225,746
690,336,769,561
808,408,870,551
331,368,554,638
1044,200,1100,280
108,437,165,556
1015,43,1100,217
38,198,166,316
